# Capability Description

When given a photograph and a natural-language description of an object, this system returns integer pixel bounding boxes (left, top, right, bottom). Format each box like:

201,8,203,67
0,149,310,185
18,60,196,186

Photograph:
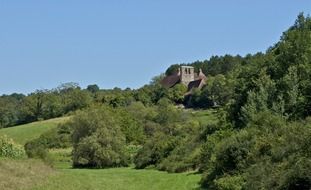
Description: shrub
200,129,255,188
73,135,129,168
117,109,146,145
40,122,72,149
157,136,202,173
243,122,311,190
214,175,245,190
199,112,311,190
24,139,49,159
0,135,26,158
71,107,130,168
134,132,177,169
134,110,199,171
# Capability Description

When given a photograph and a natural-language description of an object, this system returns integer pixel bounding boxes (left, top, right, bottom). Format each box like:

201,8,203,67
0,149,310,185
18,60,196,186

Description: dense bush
243,119,311,190
116,108,146,145
71,107,130,168
24,138,49,160
0,135,25,158
199,112,311,190
133,99,182,169
157,138,201,173
134,132,177,169
155,120,204,173
133,104,205,172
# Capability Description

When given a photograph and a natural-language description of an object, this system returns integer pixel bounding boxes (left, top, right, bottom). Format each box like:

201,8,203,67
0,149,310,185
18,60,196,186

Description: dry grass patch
0,159,55,190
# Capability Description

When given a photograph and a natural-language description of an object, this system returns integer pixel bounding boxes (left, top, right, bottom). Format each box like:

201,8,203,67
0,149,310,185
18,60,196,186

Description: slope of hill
0,117,69,145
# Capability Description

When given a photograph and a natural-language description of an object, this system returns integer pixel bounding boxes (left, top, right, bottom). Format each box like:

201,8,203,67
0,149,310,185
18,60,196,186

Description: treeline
0,83,91,128
0,54,247,129
0,80,173,128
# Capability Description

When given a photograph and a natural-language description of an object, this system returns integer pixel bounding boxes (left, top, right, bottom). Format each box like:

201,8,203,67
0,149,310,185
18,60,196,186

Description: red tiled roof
187,79,205,91
161,74,181,88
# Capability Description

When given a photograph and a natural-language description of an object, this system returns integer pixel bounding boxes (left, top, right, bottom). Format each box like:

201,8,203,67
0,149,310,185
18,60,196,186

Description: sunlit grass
40,148,202,190
31,167,201,190
191,109,218,126
0,117,69,145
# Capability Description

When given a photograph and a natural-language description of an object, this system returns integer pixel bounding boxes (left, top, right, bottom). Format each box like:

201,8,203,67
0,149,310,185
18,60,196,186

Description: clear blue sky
1,1,311,95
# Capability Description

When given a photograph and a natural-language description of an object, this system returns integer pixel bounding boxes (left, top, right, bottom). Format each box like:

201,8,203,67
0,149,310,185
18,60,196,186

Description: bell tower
180,66,194,86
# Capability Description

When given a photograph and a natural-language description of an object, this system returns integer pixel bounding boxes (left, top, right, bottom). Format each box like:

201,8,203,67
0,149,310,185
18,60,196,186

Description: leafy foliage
0,135,25,158
71,107,130,168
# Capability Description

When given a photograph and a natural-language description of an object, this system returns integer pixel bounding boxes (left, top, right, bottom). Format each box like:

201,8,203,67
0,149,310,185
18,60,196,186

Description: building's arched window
184,68,187,74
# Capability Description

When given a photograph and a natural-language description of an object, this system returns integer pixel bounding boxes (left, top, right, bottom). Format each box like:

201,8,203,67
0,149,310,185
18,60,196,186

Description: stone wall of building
180,66,194,86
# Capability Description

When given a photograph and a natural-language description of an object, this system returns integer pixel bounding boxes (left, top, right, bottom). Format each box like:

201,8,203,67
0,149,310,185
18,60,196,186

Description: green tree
167,84,187,103
0,96,20,128
207,74,234,106
86,84,100,93
241,70,278,124
20,90,48,122
71,107,129,168
62,89,92,113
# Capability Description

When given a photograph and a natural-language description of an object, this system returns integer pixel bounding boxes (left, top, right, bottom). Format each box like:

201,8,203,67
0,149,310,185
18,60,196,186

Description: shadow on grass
187,170,201,175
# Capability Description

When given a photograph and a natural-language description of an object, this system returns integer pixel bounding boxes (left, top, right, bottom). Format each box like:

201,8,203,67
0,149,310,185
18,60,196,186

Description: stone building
161,66,207,92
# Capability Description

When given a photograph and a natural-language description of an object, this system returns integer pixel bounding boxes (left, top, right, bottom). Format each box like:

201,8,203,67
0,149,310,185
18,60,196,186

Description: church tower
180,66,194,86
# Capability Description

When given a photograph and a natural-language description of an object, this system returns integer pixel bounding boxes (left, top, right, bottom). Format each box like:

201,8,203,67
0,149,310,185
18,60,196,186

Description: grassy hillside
0,117,69,145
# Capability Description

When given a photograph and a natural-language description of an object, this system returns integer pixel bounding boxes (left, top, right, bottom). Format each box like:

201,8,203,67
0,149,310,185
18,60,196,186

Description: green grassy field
31,167,200,190
191,109,218,126
0,118,203,190
40,149,201,190
2,149,201,190
0,117,69,145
